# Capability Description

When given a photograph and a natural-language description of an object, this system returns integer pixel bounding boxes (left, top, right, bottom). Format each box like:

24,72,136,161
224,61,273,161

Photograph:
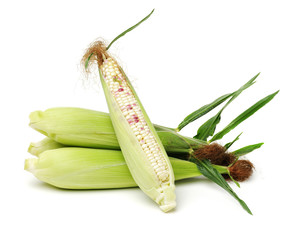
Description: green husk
29,107,206,154
28,138,64,156
25,147,227,190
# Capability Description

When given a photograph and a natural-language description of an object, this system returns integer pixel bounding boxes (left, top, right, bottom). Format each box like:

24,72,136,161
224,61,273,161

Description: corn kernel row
100,58,169,182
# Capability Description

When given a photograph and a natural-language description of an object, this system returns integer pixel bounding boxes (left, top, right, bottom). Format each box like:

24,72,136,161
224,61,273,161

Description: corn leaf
195,159,252,215
193,73,260,141
193,113,221,140
233,143,264,157
177,73,260,132
210,90,279,142
224,133,243,150
176,93,232,131
85,9,155,68
106,9,154,50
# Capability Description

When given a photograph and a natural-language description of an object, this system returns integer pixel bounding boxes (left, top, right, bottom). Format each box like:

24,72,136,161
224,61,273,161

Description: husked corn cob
29,107,205,154
25,147,228,190
83,42,175,212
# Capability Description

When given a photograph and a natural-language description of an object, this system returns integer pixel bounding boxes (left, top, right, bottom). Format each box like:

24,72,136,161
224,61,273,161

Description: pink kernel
128,119,134,124
126,104,133,110
118,88,124,92
134,119,139,123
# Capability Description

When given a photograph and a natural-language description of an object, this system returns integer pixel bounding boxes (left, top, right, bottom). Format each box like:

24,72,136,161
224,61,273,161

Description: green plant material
176,93,232,131
85,9,155,69
194,73,260,141
106,9,155,50
25,147,228,190
193,159,252,215
85,53,94,69
29,107,121,150
224,133,243,150
28,138,64,156
233,143,264,157
210,90,279,142
29,107,206,154
226,168,241,188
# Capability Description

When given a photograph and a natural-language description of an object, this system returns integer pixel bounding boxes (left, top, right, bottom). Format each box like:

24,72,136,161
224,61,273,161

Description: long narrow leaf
224,73,260,107
193,113,221,140
194,73,260,141
85,9,154,69
224,132,243,150
178,73,260,132
177,93,232,131
210,90,279,142
233,143,264,157
195,159,252,215
106,9,154,50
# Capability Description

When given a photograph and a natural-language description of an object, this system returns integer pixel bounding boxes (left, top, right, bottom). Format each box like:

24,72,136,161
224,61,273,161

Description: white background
1,0,299,239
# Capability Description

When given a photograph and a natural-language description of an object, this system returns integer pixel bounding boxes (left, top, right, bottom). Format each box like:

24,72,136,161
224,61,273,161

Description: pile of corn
25,107,240,212
25,10,278,213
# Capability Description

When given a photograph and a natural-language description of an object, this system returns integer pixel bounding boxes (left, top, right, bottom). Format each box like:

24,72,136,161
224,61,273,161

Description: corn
83,42,176,212
29,107,120,149
25,147,228,190
29,107,205,154
28,137,64,156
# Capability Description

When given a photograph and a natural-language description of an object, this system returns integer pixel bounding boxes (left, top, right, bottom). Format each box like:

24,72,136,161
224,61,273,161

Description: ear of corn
29,107,120,149
96,55,176,212
29,107,206,154
25,147,228,190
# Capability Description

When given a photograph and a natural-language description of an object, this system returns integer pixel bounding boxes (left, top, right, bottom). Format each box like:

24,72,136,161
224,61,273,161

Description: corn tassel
83,42,176,212
29,107,206,154
25,147,228,190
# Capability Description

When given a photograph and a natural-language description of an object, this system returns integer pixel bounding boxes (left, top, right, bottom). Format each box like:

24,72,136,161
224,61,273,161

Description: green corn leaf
177,73,260,132
85,9,155,68
106,9,155,50
176,93,232,131
225,73,260,106
210,90,279,142
224,132,243,150
193,113,221,140
193,73,260,141
195,159,252,215
233,143,264,157
226,169,241,188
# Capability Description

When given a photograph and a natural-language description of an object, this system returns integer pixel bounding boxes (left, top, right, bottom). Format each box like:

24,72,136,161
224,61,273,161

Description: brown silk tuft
194,143,236,166
81,41,110,69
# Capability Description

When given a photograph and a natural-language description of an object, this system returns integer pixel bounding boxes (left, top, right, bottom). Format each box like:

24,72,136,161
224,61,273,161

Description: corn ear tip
27,143,33,153
160,202,176,213
24,158,35,172
29,110,43,123
27,142,40,156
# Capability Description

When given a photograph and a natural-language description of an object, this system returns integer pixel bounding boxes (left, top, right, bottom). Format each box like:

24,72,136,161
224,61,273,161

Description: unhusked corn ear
24,148,210,190
29,107,120,149
83,42,176,212
29,107,205,154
